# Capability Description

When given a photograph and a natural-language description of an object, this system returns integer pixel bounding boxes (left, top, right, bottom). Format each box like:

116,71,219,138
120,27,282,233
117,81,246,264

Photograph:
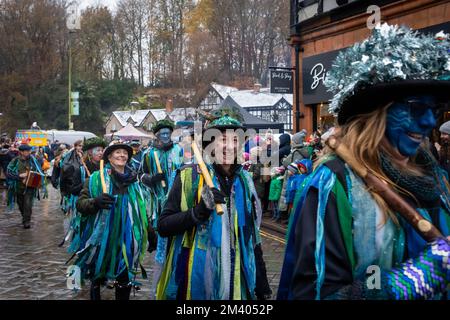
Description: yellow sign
15,130,48,147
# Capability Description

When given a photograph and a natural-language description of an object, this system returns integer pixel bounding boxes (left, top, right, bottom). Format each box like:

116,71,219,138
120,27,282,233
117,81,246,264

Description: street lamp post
68,34,73,130
67,3,80,130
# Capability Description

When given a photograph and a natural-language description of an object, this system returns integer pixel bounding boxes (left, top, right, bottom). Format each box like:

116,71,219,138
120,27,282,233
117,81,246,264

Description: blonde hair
318,104,431,225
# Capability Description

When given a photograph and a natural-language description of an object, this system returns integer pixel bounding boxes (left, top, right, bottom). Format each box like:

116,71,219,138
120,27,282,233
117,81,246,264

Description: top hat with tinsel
82,137,107,152
199,105,245,149
152,119,175,134
203,105,245,131
324,23,450,125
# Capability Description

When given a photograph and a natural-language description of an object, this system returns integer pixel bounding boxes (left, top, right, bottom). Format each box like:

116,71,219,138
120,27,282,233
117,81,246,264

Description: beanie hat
439,120,450,134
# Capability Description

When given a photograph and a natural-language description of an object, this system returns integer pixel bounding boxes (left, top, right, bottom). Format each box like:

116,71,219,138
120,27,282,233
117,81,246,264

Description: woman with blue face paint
278,24,450,300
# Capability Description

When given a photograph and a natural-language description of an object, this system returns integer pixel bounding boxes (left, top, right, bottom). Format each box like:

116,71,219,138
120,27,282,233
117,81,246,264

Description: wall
105,116,123,135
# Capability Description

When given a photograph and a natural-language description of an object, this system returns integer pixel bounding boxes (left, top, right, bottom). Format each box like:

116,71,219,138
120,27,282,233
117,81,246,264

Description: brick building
290,0,450,133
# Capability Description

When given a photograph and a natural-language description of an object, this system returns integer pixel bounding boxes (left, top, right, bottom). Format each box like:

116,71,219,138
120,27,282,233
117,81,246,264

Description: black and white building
198,82,293,132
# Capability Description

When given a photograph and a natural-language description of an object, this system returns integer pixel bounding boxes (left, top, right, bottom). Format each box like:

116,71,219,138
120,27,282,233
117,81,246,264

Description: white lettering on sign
367,5,381,30
310,63,327,90
272,71,293,81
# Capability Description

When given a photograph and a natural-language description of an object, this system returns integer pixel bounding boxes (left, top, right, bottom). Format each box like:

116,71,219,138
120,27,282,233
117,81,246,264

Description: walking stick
153,151,166,188
326,135,443,242
191,141,224,215
99,159,107,193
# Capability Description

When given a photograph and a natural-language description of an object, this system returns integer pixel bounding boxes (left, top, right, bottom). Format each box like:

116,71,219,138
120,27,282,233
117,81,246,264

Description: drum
24,171,43,189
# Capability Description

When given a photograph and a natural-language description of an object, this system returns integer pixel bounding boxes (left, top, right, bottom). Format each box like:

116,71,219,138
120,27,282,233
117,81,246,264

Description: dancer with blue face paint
138,119,184,298
278,24,450,300
385,96,438,158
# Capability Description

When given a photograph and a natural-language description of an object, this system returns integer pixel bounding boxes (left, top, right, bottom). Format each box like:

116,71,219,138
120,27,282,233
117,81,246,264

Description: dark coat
76,167,138,216
158,163,272,299
273,134,291,164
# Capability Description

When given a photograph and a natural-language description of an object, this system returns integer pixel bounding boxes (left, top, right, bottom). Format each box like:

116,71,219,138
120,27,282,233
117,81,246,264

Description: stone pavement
0,185,285,300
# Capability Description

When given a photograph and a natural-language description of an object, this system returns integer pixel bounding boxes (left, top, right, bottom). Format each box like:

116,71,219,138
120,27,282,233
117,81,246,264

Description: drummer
6,143,44,229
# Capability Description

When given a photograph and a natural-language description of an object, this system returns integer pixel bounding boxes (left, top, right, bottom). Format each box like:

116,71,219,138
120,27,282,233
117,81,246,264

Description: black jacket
76,166,138,216
273,134,291,164
158,163,272,299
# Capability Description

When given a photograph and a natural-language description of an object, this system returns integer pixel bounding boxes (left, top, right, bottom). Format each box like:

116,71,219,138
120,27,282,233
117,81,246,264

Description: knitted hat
439,120,450,134
292,130,307,146
287,162,300,174
325,23,450,125
271,166,285,176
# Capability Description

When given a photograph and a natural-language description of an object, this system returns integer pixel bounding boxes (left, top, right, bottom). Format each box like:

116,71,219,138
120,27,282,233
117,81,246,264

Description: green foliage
28,81,68,130
71,79,136,135
97,79,137,113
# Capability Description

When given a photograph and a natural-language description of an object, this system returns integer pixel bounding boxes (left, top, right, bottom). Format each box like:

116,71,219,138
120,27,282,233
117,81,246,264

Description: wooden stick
99,159,107,193
191,141,224,215
326,135,443,242
153,151,166,188
79,154,91,177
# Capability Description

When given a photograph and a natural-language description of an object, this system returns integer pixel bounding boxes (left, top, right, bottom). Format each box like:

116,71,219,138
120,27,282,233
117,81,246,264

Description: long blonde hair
318,104,429,225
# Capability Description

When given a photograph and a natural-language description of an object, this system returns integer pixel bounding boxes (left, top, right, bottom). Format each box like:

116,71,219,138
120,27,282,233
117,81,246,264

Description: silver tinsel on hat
324,23,450,115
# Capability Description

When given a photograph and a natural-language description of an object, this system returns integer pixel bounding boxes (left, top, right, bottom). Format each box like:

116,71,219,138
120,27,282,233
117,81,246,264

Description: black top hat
325,23,450,125
102,143,133,163
337,80,450,125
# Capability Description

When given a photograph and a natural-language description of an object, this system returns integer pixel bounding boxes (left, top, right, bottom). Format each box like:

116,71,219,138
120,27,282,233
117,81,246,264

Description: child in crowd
268,166,285,221
285,159,313,214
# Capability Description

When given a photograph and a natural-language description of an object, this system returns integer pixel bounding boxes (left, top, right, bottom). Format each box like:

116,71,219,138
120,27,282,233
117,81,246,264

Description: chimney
253,83,262,93
165,99,174,113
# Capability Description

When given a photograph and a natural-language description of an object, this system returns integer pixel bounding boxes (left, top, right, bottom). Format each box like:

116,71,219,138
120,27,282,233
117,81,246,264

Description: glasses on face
399,98,446,119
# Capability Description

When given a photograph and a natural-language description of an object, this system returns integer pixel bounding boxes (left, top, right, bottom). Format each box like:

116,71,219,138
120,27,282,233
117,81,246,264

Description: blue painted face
157,128,172,145
385,96,438,157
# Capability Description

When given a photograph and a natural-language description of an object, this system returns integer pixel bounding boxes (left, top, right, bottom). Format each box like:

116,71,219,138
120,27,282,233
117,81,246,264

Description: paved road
0,186,285,300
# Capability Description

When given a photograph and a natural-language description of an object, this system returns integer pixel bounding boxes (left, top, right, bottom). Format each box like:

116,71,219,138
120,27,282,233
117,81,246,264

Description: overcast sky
77,0,118,12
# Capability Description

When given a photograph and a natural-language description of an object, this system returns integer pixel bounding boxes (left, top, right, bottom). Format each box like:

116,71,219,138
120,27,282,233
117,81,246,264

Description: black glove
147,226,158,253
70,183,83,196
93,193,115,210
141,173,166,188
193,187,226,221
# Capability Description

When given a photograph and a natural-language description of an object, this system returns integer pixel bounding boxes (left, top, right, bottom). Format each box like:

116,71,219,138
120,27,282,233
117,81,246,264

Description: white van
45,130,97,146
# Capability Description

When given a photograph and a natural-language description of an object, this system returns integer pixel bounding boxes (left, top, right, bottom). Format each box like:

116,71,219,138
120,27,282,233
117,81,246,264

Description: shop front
290,0,450,134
